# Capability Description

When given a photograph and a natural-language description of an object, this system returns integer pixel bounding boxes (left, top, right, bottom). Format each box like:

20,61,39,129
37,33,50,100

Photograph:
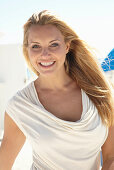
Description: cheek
56,52,66,64
57,48,67,59
28,49,32,58
28,50,39,60
54,46,67,56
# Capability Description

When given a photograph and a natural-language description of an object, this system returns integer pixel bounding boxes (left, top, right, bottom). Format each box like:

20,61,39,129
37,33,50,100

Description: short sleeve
5,93,28,137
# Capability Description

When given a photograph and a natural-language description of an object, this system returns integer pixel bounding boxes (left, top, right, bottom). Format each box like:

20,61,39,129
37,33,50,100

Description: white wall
0,44,26,130
105,71,114,84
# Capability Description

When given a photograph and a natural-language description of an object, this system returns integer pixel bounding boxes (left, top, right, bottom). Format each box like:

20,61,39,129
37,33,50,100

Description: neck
35,71,74,92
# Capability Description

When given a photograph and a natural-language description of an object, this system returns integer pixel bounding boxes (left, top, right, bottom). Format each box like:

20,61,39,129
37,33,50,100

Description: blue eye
32,44,40,49
50,43,59,47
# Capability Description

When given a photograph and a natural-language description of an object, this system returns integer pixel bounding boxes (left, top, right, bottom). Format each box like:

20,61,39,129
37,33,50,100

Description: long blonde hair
23,10,114,127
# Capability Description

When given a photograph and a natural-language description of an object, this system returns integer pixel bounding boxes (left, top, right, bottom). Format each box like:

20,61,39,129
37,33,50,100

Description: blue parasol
101,48,114,72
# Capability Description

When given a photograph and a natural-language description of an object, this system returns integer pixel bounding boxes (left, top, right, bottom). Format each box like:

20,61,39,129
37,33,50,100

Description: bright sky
0,0,114,58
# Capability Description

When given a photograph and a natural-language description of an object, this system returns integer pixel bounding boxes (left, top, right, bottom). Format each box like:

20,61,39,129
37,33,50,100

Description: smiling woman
0,10,114,170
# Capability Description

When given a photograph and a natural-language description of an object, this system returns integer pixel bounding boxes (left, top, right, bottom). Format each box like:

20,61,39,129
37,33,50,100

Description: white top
6,81,108,170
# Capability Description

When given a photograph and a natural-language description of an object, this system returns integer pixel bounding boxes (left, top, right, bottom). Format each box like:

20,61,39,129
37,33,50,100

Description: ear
65,42,70,54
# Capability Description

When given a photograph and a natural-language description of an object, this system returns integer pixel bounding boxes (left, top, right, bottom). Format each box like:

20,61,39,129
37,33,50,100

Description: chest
37,89,83,122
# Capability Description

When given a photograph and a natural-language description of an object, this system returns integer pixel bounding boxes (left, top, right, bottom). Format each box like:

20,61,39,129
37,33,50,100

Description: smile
39,61,56,68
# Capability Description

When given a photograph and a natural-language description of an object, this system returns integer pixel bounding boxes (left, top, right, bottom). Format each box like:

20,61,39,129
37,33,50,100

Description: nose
41,47,49,58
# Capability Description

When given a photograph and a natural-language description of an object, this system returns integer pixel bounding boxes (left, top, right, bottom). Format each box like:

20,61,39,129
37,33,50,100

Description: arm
0,112,26,170
101,125,114,170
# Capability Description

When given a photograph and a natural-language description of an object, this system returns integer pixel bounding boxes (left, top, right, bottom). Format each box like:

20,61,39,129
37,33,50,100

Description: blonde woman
0,10,114,170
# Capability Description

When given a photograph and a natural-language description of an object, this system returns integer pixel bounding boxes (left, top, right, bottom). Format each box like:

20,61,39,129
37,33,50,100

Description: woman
0,10,114,170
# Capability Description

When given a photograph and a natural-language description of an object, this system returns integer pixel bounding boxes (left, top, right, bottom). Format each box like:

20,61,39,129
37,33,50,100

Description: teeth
40,61,54,66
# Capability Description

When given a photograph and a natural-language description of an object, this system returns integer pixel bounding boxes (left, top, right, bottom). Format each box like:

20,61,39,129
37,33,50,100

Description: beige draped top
6,81,108,170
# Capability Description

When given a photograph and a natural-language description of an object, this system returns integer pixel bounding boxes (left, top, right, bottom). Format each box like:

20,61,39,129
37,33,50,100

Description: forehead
27,24,64,42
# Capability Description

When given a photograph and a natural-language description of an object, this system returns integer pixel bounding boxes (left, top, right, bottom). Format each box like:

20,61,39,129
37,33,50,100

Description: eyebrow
49,39,61,43
29,39,61,44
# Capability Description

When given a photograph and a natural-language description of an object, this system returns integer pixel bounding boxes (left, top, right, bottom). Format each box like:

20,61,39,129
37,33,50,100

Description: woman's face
27,24,70,77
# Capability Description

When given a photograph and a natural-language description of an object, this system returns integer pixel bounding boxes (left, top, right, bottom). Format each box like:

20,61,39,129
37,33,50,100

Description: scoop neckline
31,80,86,125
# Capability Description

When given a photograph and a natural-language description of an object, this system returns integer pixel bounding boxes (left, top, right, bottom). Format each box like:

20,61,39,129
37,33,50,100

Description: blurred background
0,0,114,169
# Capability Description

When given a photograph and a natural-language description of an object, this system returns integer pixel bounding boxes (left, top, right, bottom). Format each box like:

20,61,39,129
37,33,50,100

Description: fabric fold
6,81,108,170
